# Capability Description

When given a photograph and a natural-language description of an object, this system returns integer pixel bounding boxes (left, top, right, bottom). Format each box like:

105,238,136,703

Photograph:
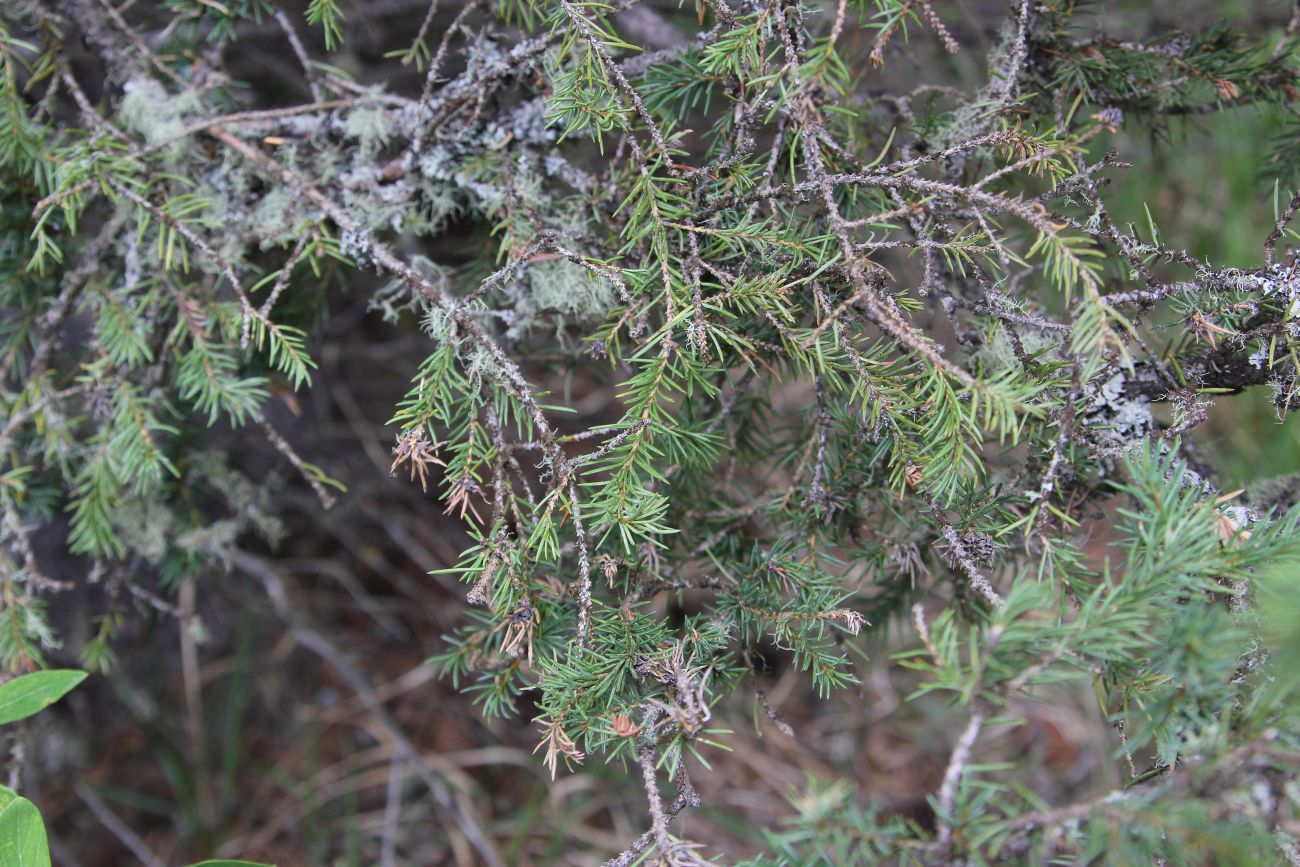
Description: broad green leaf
0,670,88,726
0,787,50,867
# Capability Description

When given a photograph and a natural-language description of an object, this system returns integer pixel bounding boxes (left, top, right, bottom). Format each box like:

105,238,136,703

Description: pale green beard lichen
118,78,202,146
972,322,1063,373
375,257,455,327
188,451,287,547
112,499,178,563
343,103,392,160
249,187,299,248
508,259,617,339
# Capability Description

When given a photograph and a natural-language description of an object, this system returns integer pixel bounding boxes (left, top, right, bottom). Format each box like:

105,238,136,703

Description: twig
75,782,168,867
380,756,404,867
934,705,987,852
273,4,323,102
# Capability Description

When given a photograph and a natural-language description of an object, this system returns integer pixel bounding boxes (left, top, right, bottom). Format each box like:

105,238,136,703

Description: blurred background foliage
1108,110,1300,485
1057,4,1300,487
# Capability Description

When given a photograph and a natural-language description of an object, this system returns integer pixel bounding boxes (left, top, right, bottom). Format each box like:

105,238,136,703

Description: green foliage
304,0,347,50
0,669,86,724
0,787,50,867
0,672,86,867
736,778,922,866
1,0,1299,863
